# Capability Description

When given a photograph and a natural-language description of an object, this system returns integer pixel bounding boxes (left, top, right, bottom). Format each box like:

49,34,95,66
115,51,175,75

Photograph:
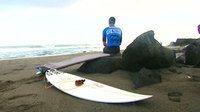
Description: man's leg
103,46,120,54
111,46,120,54
103,46,110,54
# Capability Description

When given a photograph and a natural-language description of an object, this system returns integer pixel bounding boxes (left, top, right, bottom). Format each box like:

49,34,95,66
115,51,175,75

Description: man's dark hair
109,17,115,25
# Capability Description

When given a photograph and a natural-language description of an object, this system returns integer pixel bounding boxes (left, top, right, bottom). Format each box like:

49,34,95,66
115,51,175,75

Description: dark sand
0,52,200,112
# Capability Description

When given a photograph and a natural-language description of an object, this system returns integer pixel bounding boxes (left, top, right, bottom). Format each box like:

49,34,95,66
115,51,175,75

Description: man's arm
120,31,122,45
103,29,107,46
103,41,106,46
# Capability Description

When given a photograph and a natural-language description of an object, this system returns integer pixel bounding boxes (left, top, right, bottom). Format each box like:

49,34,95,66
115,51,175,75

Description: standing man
103,17,122,54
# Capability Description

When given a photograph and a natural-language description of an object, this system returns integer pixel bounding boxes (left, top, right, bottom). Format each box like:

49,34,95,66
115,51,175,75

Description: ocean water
0,44,103,60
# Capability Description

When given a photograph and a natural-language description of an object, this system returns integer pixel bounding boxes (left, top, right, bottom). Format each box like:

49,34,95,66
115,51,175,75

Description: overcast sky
0,0,199,47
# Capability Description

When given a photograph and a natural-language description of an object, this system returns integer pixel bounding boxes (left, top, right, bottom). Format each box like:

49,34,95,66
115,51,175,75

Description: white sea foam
0,44,103,60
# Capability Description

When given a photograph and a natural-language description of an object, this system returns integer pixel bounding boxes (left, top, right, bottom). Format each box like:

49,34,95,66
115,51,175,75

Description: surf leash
43,76,85,91
37,67,85,91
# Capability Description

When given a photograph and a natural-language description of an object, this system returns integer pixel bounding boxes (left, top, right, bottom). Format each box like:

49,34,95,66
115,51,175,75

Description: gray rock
122,30,175,72
130,68,161,89
185,42,200,65
78,56,122,74
176,54,185,64
176,38,199,46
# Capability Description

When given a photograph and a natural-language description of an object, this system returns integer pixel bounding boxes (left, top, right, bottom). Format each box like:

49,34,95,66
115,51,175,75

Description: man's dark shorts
103,46,120,54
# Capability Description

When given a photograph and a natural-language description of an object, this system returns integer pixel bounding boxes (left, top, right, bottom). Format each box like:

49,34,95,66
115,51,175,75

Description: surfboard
44,53,110,70
45,69,152,103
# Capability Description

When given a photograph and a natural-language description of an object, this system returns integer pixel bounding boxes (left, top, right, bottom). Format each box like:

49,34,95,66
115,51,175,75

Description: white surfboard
45,69,152,103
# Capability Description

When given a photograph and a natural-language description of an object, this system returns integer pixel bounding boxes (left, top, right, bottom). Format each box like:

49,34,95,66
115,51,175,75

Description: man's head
109,17,115,25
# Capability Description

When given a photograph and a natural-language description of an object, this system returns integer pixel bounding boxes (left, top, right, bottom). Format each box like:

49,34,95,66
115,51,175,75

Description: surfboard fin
36,66,50,75
36,67,42,75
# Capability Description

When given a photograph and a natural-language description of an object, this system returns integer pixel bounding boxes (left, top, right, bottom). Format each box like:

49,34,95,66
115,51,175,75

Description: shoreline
0,51,101,61
0,44,103,61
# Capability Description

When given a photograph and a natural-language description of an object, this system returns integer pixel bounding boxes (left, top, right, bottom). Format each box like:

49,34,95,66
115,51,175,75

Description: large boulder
122,30,175,72
185,42,200,65
130,68,161,89
78,56,122,74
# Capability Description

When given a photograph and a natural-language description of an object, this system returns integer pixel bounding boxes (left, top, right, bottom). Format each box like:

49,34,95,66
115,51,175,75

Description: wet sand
0,52,200,112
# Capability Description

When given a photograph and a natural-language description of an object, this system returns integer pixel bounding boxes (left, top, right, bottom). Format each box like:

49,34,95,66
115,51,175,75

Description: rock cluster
169,38,200,67
78,30,176,88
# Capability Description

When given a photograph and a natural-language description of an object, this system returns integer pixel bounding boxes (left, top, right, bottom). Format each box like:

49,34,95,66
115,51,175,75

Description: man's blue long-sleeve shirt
103,25,122,47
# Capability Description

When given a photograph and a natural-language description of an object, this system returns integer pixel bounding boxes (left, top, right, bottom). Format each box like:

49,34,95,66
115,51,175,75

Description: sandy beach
0,51,200,112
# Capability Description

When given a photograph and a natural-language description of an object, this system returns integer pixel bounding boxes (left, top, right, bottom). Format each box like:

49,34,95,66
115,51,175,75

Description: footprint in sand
0,80,15,92
1,65,26,75
8,102,43,112
7,93,37,101
1,93,43,112
168,92,183,102
0,76,42,93
24,76,42,84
